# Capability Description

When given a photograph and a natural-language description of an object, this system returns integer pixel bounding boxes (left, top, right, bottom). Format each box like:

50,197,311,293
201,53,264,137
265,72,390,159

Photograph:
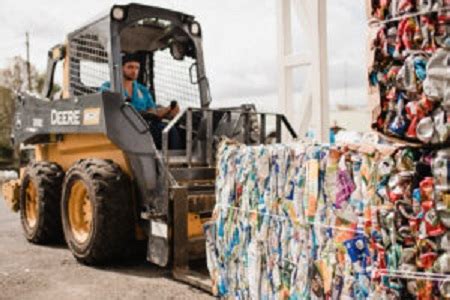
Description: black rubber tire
61,159,134,265
19,161,64,244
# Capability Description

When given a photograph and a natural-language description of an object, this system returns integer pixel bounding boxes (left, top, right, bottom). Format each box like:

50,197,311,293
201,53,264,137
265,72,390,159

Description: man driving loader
100,53,181,149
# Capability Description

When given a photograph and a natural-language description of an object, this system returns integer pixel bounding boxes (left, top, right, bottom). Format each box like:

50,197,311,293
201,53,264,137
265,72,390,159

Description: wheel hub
68,180,93,244
25,181,38,229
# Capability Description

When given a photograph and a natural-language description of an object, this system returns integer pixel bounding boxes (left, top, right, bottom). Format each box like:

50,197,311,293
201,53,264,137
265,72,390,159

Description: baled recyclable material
205,141,450,299
367,0,450,145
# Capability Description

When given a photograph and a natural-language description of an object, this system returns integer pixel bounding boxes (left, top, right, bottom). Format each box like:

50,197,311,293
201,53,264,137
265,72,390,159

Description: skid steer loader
2,3,297,292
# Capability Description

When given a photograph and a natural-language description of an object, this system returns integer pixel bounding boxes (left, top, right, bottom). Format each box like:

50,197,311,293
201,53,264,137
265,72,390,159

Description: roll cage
43,3,211,108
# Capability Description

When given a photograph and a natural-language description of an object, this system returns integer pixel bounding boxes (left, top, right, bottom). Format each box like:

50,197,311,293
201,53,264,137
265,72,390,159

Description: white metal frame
277,0,330,142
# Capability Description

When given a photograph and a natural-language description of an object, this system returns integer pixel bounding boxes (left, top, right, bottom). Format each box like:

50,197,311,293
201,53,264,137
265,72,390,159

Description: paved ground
0,196,213,300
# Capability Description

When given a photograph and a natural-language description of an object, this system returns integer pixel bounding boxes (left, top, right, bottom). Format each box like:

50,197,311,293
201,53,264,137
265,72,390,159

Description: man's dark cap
122,52,140,65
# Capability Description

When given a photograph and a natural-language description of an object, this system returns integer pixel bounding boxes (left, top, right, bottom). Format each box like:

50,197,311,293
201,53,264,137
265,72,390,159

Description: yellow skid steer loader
2,3,297,291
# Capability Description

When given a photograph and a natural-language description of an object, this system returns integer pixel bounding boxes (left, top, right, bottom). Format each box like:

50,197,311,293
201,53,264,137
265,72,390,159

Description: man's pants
147,119,183,150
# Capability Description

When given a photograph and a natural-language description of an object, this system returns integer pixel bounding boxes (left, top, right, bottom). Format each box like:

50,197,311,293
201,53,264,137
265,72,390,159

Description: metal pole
186,109,193,167
25,32,32,91
277,0,330,143
313,0,330,143
277,0,293,134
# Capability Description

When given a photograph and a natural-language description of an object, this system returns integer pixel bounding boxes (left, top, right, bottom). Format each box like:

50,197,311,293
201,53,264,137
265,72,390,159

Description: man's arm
148,105,180,119
149,107,172,118
99,81,111,92
142,86,180,119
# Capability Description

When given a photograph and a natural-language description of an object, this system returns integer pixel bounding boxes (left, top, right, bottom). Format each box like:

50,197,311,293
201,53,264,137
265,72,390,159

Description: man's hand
148,104,180,120
167,103,180,119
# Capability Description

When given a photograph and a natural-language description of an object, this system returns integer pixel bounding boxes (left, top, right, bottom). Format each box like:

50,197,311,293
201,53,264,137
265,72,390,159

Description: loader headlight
111,6,126,21
51,46,65,61
170,41,186,60
190,22,200,36
52,48,61,60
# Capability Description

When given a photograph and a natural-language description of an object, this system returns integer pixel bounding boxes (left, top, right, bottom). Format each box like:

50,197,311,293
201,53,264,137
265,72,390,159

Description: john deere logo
83,108,101,126
51,109,81,126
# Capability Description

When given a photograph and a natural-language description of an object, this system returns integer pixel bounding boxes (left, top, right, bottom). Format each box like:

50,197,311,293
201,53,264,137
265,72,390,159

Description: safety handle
120,103,149,134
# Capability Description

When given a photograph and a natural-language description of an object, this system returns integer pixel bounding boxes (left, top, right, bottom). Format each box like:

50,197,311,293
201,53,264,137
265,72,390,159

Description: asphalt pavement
0,194,213,300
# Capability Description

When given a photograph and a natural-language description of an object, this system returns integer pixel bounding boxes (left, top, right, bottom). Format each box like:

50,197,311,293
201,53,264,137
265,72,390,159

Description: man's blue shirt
100,81,156,112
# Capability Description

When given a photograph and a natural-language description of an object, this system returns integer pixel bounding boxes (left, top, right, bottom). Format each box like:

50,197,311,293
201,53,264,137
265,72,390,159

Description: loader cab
42,4,275,161
44,4,210,109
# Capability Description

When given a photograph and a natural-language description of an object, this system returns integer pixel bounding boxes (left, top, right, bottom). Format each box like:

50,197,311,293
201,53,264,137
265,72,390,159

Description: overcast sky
0,0,367,109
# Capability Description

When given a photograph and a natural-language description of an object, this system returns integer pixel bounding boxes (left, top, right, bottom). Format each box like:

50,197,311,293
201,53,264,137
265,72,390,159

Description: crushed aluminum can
412,187,421,204
439,281,450,300
401,247,417,265
432,149,450,190
395,148,416,171
416,239,439,269
389,93,409,136
335,168,356,209
379,208,395,229
438,209,450,228
438,231,450,252
388,115,408,136
406,279,418,297
399,170,414,183
435,123,450,143
397,226,415,245
377,184,390,203
331,272,343,300
406,116,419,139
389,171,413,202
418,0,442,11
381,228,392,247
406,96,434,139
405,101,422,139
399,264,417,296
396,200,417,220
424,208,447,237
386,27,397,56
414,55,427,81
416,116,435,143
388,175,403,201
398,56,427,92
433,108,450,142
435,186,450,211
420,177,435,203
383,97,398,132
423,48,450,101
378,156,395,177
417,280,434,299
411,188,424,219
397,0,415,14
433,253,450,274
344,236,369,263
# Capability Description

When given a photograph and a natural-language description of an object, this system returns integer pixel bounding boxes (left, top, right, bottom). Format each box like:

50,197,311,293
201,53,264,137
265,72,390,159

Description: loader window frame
79,60,109,88
67,17,112,97
119,17,201,108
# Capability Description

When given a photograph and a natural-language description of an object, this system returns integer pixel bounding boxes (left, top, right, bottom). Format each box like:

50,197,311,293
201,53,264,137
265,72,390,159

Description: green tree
0,56,43,93
0,56,50,168
0,87,13,146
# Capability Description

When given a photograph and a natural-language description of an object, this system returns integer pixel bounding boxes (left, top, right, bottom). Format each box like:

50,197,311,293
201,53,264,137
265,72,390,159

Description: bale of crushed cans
367,0,450,145
205,140,450,299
